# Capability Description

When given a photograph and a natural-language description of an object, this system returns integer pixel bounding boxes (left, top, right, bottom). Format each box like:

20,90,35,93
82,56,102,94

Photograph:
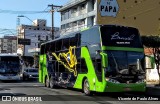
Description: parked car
22,68,38,81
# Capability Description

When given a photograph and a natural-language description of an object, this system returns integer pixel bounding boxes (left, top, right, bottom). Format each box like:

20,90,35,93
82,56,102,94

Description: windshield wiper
136,59,145,73
111,52,119,73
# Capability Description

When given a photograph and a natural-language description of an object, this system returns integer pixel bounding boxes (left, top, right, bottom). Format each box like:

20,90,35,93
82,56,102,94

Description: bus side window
80,58,88,73
50,42,55,52
40,45,45,55
55,39,62,52
44,43,50,54
96,59,102,73
70,33,81,47
62,38,70,50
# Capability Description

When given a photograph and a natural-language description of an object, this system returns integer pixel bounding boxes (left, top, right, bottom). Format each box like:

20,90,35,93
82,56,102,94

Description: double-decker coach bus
39,25,146,95
0,53,22,81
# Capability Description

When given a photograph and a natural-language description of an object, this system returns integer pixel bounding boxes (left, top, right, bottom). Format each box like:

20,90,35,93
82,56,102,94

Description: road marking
33,85,38,86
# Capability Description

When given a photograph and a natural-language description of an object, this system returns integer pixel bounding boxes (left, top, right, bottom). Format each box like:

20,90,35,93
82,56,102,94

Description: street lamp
17,15,36,25
17,15,37,56
17,15,40,68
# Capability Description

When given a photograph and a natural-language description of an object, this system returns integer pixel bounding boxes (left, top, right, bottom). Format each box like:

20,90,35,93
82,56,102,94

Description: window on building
46,36,48,41
68,10,71,18
61,25,65,30
38,43,40,48
72,22,77,27
72,8,77,13
61,25,63,29
38,35,40,41
64,11,69,20
69,23,72,29
66,23,69,29
92,0,96,10
81,4,86,10
61,12,66,21
78,19,85,26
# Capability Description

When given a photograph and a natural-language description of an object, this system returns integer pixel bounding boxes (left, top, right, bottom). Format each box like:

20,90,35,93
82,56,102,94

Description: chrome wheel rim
46,78,49,87
50,78,54,88
84,80,89,94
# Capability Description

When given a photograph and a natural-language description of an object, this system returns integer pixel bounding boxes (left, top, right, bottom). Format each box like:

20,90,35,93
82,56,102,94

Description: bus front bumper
0,75,21,80
105,81,146,92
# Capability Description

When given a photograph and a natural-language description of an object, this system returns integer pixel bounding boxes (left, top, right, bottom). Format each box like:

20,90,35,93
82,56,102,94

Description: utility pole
48,4,62,40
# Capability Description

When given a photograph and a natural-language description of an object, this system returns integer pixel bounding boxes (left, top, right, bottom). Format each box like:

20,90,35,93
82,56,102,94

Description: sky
0,0,69,37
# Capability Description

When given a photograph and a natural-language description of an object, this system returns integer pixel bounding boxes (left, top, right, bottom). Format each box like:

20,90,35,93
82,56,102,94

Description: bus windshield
28,68,38,73
105,50,145,76
0,56,20,74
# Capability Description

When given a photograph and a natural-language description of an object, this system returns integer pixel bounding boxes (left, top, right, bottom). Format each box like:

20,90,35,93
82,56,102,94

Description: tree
141,35,160,85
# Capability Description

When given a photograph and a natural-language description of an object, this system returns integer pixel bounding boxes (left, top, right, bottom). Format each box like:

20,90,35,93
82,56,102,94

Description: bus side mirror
145,55,155,69
100,53,108,68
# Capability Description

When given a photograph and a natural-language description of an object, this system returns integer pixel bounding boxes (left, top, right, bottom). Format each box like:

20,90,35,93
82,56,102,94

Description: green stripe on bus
81,27,90,31
102,46,144,52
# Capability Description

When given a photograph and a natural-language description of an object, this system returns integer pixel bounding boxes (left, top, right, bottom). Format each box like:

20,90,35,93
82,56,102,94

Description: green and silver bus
39,25,146,95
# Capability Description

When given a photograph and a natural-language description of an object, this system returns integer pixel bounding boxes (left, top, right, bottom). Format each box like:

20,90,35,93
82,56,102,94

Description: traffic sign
18,38,31,45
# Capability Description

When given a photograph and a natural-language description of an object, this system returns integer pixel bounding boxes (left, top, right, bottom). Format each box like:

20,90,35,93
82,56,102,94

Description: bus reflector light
124,87,131,91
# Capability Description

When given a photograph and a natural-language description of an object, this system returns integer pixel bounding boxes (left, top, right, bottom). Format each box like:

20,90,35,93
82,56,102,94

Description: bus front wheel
83,79,92,96
50,76,56,89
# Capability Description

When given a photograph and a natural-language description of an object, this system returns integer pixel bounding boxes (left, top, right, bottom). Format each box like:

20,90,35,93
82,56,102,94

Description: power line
0,28,17,37
0,9,49,14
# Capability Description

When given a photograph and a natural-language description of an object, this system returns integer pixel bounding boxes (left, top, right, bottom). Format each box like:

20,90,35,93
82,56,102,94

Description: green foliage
141,35,160,48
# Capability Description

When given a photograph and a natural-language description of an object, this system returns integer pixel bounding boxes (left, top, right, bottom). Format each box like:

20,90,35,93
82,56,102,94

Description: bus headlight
136,79,145,83
138,76,145,79
20,74,23,77
107,78,120,84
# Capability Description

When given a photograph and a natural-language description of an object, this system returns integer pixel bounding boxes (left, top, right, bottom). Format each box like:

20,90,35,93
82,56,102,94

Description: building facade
59,0,160,36
59,0,96,35
0,36,17,53
17,19,60,56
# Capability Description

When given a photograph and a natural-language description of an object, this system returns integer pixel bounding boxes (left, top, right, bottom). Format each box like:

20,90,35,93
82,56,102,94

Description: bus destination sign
99,0,119,17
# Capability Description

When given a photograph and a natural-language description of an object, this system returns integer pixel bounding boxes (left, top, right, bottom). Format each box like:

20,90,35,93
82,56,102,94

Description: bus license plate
8,77,12,79
124,87,131,91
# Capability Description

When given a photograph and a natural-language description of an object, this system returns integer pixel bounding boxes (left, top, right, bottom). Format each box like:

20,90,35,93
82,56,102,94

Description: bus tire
45,76,50,88
83,79,92,96
50,76,56,89
23,76,25,81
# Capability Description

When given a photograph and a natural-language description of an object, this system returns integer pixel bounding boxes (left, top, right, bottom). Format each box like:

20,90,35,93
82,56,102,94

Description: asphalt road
0,81,160,104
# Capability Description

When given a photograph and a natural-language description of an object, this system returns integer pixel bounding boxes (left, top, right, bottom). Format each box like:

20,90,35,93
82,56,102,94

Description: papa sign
99,0,119,17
